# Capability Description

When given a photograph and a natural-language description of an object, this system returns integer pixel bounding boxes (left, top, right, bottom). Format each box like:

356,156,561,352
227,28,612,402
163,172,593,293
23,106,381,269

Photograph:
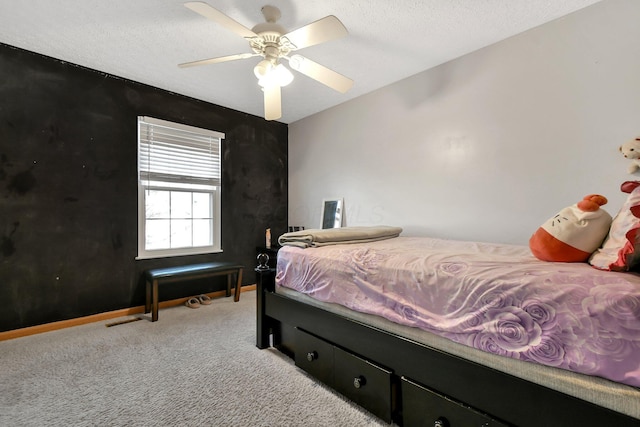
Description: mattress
275,236,640,418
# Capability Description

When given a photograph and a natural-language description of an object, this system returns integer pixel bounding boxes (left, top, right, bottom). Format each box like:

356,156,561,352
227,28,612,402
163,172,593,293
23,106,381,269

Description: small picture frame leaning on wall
320,198,344,229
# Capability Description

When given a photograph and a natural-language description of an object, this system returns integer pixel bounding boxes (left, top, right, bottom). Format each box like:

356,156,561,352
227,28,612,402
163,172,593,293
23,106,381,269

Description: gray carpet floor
0,291,387,426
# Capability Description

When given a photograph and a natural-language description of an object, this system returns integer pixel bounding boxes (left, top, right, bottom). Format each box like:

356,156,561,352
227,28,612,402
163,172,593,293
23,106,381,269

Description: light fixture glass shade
258,63,294,88
288,54,304,71
253,59,273,79
274,64,294,86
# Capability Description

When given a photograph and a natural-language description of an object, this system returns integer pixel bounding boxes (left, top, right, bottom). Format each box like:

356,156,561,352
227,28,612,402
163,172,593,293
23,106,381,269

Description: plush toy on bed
620,137,640,174
589,181,640,271
529,194,612,262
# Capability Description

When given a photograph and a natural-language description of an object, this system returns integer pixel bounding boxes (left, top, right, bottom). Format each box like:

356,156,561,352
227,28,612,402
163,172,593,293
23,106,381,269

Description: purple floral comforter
276,237,640,388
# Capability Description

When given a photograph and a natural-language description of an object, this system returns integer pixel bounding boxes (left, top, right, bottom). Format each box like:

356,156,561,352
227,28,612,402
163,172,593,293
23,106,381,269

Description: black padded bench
144,262,244,322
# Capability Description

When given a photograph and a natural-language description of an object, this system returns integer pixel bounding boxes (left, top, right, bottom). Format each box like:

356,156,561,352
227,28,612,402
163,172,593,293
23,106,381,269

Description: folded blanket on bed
278,226,403,248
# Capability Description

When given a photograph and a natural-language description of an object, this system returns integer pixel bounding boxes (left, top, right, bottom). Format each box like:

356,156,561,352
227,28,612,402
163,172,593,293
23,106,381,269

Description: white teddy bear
620,137,640,174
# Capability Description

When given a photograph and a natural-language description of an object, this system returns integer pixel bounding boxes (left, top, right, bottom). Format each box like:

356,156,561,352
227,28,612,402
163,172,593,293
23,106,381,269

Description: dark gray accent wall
0,43,288,332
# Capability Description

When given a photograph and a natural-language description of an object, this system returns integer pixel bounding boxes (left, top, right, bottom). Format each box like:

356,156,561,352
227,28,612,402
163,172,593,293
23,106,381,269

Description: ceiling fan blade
178,53,258,68
287,55,353,93
184,2,257,39
282,15,348,50
263,85,282,121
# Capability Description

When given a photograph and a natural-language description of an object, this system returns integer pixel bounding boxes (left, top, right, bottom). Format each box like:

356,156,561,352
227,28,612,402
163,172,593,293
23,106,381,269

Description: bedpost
255,266,276,349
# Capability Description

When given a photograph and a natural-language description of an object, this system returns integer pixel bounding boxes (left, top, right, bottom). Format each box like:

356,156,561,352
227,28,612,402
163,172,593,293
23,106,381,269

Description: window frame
136,117,224,260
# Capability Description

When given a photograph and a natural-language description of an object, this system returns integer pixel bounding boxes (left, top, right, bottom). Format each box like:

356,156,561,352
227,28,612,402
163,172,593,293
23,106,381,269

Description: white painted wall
288,0,640,245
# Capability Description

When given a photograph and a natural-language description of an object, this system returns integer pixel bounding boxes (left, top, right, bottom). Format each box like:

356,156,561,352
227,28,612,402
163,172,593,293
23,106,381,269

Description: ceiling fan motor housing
249,6,294,61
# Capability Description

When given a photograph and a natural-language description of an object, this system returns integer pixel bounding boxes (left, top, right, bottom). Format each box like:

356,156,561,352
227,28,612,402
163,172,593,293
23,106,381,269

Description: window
137,116,224,259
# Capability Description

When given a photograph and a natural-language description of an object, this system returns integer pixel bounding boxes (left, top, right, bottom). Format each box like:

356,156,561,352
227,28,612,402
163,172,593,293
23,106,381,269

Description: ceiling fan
179,2,354,121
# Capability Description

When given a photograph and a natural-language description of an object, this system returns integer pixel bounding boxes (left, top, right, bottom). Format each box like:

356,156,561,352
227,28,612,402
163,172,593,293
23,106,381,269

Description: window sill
136,248,223,260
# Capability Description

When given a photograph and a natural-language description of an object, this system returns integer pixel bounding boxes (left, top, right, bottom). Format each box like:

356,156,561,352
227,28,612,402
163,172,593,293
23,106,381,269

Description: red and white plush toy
529,194,612,262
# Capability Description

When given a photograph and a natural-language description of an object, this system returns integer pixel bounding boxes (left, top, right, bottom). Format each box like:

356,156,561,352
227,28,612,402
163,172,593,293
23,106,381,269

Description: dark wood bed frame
255,268,639,427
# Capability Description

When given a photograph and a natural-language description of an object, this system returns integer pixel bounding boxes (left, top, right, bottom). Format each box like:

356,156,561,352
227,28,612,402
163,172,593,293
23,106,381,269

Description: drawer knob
306,351,318,362
353,376,366,389
434,418,449,427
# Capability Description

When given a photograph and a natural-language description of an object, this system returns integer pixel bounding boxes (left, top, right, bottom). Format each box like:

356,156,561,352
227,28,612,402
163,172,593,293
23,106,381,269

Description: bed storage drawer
401,377,509,427
294,327,334,386
294,328,394,423
333,347,393,422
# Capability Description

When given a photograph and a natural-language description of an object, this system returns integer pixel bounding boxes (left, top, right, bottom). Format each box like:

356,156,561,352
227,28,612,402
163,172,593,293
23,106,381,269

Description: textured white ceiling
0,0,602,123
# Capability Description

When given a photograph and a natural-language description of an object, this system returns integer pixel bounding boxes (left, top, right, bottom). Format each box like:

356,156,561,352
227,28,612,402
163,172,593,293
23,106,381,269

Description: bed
255,231,640,426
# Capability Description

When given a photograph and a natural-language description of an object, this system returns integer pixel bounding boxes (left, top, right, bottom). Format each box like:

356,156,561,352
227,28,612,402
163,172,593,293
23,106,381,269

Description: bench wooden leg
145,280,151,314
226,275,231,297
234,268,243,302
152,279,159,322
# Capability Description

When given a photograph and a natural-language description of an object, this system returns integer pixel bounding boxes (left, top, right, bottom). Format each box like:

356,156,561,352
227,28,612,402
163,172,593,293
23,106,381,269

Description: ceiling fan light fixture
258,63,294,88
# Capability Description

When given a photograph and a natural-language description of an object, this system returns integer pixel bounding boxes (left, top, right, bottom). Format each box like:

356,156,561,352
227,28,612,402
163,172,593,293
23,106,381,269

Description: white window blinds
138,116,224,187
